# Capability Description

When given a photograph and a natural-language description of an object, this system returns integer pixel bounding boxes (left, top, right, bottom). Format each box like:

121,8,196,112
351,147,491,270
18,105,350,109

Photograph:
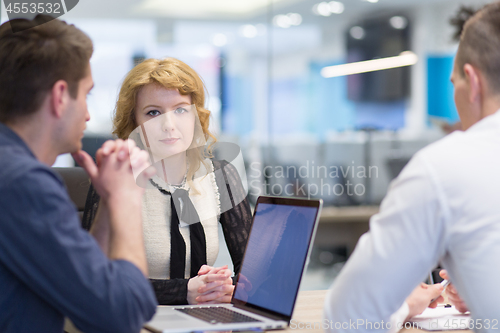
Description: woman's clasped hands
187,265,235,305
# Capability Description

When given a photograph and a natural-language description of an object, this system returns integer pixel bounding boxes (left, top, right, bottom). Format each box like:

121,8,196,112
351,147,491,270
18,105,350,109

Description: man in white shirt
324,2,500,332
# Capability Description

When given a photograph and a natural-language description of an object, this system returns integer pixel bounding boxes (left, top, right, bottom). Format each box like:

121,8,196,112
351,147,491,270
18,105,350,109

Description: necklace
169,174,187,190
158,159,189,191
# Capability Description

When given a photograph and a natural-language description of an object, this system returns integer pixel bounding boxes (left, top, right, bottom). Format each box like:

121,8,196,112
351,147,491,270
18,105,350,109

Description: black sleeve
213,160,252,280
82,182,100,231
150,279,189,305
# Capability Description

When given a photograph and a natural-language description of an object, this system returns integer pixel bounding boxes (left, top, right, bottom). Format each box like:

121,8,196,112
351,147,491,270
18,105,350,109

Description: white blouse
142,159,221,279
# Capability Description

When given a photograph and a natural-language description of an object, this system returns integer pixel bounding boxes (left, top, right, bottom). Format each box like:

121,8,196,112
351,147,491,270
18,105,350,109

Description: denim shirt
0,123,157,333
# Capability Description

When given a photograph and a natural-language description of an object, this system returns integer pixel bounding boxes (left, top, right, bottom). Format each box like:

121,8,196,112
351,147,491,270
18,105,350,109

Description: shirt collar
466,108,500,133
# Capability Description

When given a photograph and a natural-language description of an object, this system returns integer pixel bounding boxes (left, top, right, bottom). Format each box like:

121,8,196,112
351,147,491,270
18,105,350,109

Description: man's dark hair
450,6,477,42
453,2,500,92
0,15,93,123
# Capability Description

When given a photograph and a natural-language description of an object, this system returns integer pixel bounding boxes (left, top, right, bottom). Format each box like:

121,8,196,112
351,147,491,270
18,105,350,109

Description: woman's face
135,84,195,161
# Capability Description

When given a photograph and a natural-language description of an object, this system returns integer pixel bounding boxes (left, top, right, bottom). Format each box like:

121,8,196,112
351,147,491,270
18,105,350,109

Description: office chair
52,167,90,223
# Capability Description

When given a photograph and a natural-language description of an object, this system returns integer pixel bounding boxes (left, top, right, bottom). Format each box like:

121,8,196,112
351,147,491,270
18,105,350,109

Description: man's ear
463,64,481,104
50,80,70,119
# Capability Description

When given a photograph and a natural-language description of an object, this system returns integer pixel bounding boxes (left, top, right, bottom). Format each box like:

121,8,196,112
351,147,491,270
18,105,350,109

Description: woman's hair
113,57,217,187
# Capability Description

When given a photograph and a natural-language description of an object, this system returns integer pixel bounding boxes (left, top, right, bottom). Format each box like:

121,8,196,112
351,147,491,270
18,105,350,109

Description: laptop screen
233,200,319,317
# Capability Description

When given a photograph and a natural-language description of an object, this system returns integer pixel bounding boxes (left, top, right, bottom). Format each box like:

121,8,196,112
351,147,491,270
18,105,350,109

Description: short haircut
454,2,500,92
0,15,93,123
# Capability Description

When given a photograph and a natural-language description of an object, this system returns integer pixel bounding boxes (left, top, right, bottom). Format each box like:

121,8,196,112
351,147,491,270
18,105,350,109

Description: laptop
145,196,323,333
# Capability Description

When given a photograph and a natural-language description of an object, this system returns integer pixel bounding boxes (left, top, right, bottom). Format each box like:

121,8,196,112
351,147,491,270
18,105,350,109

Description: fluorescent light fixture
321,51,418,78
366,0,379,3
136,0,288,18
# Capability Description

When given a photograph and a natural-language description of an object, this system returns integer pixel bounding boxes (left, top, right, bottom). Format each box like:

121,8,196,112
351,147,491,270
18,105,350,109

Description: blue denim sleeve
0,166,157,333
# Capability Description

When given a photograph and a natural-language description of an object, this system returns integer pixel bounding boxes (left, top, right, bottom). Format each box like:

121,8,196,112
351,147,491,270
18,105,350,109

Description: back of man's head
454,2,500,93
0,15,93,124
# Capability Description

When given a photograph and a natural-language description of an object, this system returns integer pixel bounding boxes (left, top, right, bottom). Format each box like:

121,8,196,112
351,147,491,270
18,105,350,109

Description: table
281,290,327,332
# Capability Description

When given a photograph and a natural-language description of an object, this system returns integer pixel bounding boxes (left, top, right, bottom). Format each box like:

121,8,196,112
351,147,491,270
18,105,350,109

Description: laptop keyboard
176,306,263,324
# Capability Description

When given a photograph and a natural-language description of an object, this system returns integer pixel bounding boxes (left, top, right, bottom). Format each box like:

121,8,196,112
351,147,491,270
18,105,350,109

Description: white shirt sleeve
388,302,409,333
323,153,449,333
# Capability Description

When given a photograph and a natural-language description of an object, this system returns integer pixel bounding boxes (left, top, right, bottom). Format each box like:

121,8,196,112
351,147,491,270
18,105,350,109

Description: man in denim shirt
0,15,157,333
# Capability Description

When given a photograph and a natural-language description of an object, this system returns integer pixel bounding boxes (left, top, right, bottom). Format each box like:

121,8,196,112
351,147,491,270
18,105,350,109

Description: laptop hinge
233,303,288,322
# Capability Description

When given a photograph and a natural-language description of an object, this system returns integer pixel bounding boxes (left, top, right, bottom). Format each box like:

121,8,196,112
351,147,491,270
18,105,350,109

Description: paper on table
409,306,471,331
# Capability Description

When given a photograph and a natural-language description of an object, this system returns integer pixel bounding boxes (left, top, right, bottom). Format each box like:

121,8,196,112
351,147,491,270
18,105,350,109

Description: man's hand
405,283,444,320
71,139,155,276
72,139,153,201
187,265,234,304
440,270,469,313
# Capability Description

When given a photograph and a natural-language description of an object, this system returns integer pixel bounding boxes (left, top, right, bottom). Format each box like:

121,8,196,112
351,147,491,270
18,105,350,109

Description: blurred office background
0,0,490,289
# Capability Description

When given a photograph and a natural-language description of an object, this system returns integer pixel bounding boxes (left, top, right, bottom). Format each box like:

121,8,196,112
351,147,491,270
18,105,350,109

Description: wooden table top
282,290,327,332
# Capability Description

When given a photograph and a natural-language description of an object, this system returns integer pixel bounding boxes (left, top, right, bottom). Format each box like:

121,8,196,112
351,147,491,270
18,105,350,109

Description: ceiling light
350,26,365,40
212,33,227,47
313,2,332,16
366,0,379,3
329,1,345,14
273,14,291,28
137,0,291,18
321,51,418,78
287,13,302,26
239,24,258,38
389,16,408,29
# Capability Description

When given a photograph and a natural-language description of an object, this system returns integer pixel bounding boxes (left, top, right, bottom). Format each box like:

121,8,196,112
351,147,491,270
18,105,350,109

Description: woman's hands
187,265,235,305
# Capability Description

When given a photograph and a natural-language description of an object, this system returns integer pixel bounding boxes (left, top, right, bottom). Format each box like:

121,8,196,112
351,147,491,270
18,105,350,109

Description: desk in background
316,206,379,256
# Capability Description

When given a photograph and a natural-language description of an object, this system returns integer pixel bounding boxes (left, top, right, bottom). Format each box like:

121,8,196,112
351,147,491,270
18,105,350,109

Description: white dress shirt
324,110,500,333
